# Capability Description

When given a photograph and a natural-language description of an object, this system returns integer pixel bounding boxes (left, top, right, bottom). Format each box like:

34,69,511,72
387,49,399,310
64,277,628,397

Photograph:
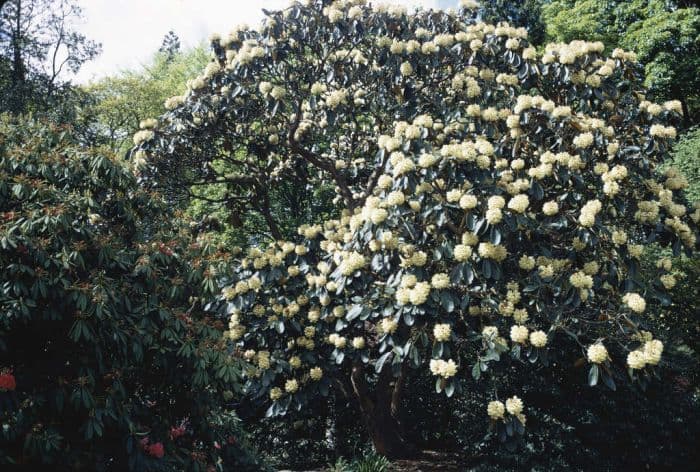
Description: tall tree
0,0,100,115
159,30,181,62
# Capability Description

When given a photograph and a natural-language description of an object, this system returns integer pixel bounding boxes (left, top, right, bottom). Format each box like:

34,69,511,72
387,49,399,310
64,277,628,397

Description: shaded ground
279,450,464,472
389,450,462,471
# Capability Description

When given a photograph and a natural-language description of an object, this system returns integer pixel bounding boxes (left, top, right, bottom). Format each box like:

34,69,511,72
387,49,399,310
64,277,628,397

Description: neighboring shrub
0,117,263,470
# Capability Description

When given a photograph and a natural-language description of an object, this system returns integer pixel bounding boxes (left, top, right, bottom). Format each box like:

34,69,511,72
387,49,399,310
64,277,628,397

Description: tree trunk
680,98,692,127
350,361,410,459
10,0,27,113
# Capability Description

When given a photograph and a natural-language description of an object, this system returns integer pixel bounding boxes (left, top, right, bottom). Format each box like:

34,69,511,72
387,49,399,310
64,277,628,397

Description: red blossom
0,372,16,392
157,243,174,256
147,442,165,458
169,425,186,440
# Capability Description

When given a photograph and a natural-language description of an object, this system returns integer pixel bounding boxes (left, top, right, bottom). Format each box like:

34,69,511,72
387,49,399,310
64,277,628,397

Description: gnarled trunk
350,361,410,459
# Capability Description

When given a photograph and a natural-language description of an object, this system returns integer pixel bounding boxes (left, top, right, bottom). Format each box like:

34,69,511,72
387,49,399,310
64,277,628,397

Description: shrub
0,116,262,470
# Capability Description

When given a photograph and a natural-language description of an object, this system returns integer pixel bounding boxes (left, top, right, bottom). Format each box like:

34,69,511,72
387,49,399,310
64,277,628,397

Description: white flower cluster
507,194,530,214
400,61,414,76
542,201,559,216
509,325,529,344
133,129,154,146
622,293,646,313
431,273,450,289
285,378,299,393
519,255,536,270
325,88,349,109
433,323,452,342
310,367,323,381
339,251,366,276
578,199,602,227
649,124,677,139
529,330,547,348
478,242,508,261
587,343,608,364
627,339,664,369
542,40,605,65
381,317,398,335
454,244,473,262
487,400,505,420
395,277,431,306
573,132,594,148
489,396,526,424
569,271,593,289
429,358,458,378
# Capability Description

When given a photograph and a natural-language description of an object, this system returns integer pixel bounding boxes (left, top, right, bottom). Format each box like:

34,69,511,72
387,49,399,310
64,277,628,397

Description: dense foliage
669,126,700,203
542,0,700,123
0,0,698,469
0,117,263,470
131,0,698,459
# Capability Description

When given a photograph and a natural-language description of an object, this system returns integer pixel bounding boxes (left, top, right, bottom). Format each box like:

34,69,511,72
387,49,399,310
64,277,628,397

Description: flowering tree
132,0,699,458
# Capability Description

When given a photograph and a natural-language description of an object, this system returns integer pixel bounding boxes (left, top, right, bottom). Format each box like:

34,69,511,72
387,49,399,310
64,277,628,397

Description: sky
72,0,457,84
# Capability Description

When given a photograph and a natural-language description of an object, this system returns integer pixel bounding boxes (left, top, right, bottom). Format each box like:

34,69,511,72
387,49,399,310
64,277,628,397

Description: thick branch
255,187,283,240
350,361,375,415
363,146,392,203
288,103,356,209
391,360,409,418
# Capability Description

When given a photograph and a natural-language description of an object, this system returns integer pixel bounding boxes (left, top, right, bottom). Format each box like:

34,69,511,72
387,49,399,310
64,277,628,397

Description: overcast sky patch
72,0,457,84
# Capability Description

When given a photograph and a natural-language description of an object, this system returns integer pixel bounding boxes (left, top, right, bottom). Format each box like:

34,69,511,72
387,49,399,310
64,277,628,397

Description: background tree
668,126,700,203
542,0,700,124
0,0,100,116
80,45,208,152
159,30,181,62
478,0,546,46
132,0,697,459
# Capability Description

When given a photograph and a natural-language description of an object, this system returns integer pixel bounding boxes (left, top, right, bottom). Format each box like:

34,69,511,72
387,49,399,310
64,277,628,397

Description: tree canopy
131,0,698,458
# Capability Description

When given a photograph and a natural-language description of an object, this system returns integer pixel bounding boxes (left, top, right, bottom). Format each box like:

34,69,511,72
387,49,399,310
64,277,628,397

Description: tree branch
287,102,357,209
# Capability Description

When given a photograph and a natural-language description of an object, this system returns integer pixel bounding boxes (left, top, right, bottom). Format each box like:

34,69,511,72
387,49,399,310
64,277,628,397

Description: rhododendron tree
132,0,699,458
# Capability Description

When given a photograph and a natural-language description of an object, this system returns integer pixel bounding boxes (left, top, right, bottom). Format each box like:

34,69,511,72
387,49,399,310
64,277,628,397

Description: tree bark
350,361,409,459
11,0,26,110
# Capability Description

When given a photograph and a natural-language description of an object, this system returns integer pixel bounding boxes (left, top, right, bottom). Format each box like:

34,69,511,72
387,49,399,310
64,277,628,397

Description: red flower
169,425,186,440
147,442,165,459
157,243,173,256
0,372,16,392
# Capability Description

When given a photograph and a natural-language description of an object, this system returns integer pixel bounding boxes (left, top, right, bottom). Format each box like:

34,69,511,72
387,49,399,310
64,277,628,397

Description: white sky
72,0,457,84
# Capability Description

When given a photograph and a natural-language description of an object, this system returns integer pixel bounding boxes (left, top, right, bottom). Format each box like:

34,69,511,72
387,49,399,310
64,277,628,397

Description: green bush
0,116,263,470
669,127,700,203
